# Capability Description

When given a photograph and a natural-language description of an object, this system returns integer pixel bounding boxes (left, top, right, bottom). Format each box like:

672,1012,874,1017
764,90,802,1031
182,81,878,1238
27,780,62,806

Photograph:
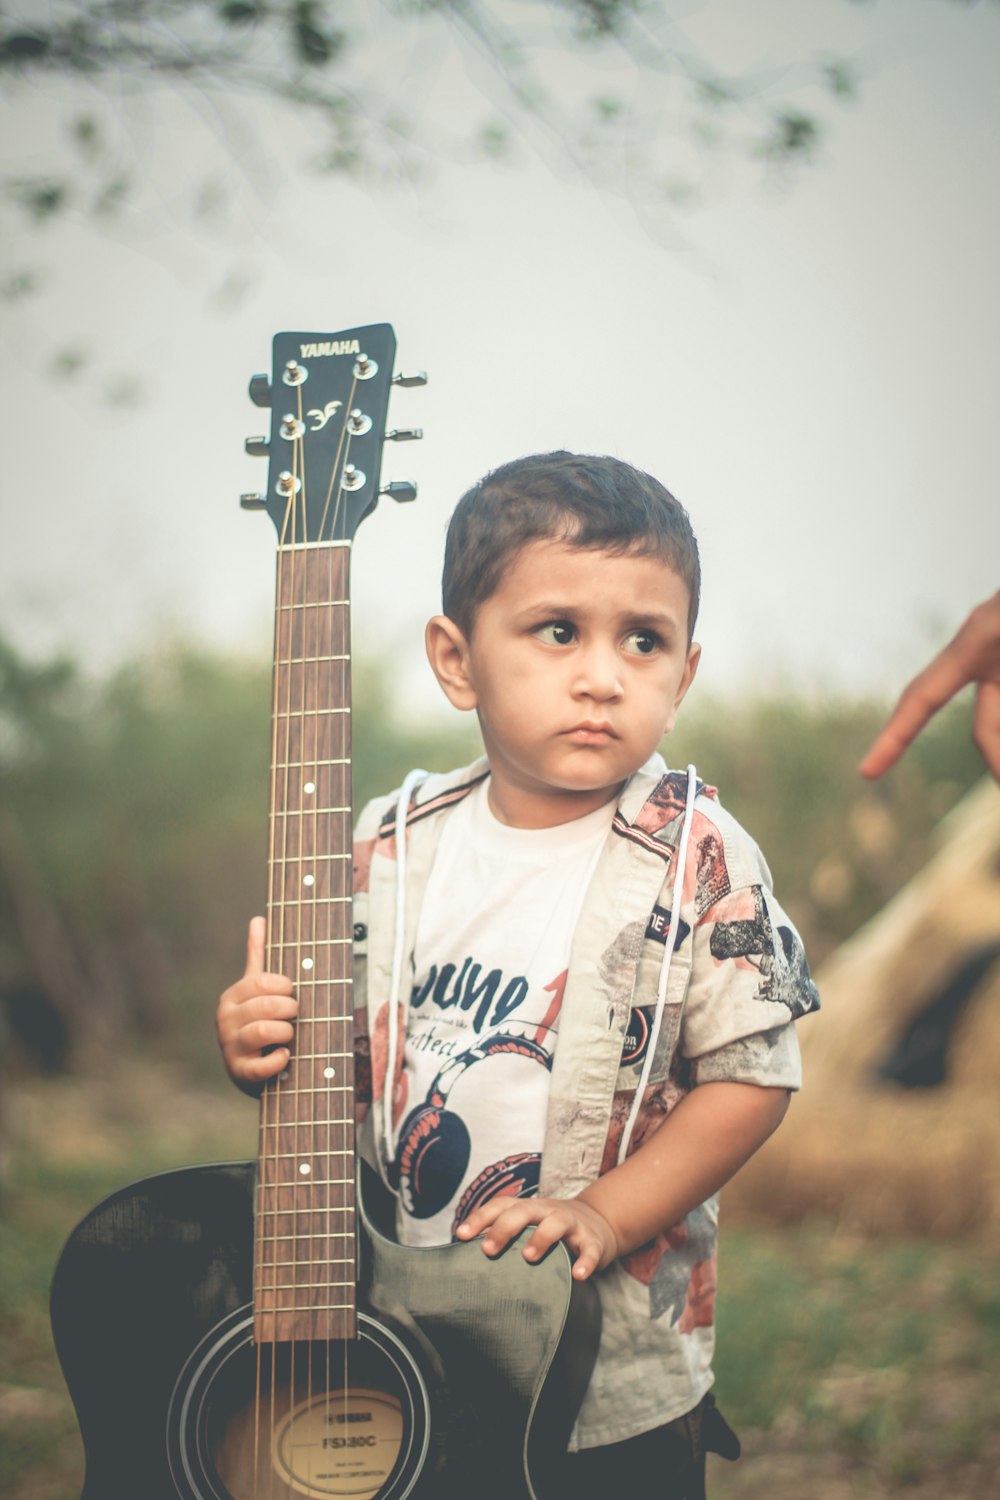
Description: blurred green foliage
0,632,984,1079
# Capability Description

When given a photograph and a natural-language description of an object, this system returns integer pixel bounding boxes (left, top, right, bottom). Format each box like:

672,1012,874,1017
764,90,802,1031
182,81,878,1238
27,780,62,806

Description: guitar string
299,387,354,1489
257,451,297,1498
317,376,359,1457
286,383,307,1496
333,417,356,1458
270,413,303,1499
303,469,327,1484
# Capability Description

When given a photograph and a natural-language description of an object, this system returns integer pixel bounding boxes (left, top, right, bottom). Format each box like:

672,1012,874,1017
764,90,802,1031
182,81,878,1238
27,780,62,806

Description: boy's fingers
236,1046,290,1082
245,915,267,976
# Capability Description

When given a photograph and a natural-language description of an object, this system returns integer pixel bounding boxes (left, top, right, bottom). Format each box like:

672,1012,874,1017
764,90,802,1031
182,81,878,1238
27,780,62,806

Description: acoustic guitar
50,324,600,1500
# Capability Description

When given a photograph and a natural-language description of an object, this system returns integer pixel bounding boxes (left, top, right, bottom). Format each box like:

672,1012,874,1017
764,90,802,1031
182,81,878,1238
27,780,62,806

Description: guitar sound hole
168,1309,431,1500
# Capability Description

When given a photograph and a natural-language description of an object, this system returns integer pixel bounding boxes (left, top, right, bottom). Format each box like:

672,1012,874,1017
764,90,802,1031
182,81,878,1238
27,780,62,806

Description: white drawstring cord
382,767,429,1176
617,764,698,1166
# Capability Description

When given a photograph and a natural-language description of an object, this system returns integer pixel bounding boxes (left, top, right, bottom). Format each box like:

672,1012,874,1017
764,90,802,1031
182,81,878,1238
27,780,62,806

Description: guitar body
51,1159,600,1499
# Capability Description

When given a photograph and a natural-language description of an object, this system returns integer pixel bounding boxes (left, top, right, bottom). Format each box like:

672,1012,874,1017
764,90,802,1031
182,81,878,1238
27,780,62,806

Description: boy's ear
664,642,701,735
425,615,479,711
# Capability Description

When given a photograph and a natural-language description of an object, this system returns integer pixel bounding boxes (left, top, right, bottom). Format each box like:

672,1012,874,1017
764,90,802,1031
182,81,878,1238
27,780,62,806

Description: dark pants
562,1394,740,1500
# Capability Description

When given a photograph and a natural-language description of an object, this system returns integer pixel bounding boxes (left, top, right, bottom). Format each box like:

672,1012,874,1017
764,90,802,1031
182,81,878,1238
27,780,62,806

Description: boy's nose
573,644,624,701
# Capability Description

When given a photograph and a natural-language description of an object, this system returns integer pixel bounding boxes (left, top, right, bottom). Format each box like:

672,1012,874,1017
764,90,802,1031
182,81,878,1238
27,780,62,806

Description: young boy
217,452,819,1499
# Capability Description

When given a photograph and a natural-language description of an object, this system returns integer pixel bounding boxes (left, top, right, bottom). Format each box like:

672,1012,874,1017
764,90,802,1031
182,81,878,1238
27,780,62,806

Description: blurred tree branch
0,0,864,288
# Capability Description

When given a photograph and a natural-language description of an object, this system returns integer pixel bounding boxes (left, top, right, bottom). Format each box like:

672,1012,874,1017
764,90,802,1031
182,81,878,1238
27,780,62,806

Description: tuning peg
248,374,272,407
386,428,423,443
392,371,428,388
380,480,418,504
244,435,269,458
240,492,267,511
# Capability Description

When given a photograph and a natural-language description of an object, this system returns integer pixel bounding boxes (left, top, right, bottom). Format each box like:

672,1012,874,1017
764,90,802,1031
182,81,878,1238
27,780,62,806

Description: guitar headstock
242,324,425,544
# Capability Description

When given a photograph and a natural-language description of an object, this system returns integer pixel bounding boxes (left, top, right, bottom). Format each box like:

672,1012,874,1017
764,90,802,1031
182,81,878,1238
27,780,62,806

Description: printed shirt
352,753,820,1450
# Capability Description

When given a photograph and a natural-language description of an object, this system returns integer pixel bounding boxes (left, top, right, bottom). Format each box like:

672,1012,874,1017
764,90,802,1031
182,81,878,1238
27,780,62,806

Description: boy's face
426,539,700,827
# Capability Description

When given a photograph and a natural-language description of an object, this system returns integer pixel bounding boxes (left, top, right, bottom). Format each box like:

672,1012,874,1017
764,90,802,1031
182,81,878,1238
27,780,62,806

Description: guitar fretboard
254,542,356,1344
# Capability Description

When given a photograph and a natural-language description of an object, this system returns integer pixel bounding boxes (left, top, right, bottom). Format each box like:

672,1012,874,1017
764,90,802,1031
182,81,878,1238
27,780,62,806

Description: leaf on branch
479,120,510,158
0,268,42,301
0,29,52,65
69,114,102,159
572,0,635,41
292,0,342,65
823,58,859,99
48,346,89,380
763,109,821,162
93,173,130,218
7,178,70,222
218,0,263,23
591,94,624,122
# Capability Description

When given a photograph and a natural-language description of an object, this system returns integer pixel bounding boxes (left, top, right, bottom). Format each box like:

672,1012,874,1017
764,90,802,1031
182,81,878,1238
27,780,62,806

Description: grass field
3,1070,998,1499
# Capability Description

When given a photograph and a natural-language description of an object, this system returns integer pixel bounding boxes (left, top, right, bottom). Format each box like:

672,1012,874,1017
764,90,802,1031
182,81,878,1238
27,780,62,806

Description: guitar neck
255,541,357,1344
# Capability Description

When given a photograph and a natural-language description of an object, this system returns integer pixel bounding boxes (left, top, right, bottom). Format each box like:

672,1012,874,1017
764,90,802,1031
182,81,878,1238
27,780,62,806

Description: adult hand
860,591,1000,781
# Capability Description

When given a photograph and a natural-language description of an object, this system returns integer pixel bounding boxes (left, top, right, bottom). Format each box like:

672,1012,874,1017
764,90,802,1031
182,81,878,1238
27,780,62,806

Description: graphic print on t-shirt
392,1016,555,1228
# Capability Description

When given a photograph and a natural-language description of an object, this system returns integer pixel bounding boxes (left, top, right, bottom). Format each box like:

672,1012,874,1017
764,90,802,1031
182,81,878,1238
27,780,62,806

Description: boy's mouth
564,721,619,741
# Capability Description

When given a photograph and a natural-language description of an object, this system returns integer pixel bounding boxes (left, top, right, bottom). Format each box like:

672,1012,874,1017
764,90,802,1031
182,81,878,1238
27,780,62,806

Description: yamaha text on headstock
50,323,599,1500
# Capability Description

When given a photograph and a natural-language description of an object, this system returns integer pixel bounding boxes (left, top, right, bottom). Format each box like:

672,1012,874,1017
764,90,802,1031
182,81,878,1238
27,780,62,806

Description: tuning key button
282,360,308,387
240,492,267,511
280,414,306,441
392,371,428,388
386,428,423,443
381,481,418,504
248,374,272,407
244,435,269,458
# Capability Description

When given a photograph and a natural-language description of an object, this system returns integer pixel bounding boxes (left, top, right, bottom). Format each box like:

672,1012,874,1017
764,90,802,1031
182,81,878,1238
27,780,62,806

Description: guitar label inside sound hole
273,1388,404,1499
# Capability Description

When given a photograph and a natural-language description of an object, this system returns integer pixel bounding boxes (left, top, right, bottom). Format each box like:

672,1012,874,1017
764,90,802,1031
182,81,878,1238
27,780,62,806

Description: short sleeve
680,880,819,1086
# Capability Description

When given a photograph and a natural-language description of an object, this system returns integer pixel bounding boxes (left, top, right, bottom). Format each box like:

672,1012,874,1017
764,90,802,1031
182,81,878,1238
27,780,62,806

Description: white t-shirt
389,779,615,1246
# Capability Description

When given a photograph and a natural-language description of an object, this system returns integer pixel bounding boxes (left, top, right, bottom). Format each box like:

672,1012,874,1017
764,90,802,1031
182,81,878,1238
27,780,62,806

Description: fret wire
255,1277,355,1291
255,1301,355,1311
262,1083,352,1096
273,758,350,769
277,599,349,611
277,540,351,554
270,853,351,864
257,1179,355,1190
257,1149,352,1163
257,1230,354,1243
256,1257,354,1269
271,937,352,949
275,654,350,666
271,807,352,818
280,979,352,988
273,707,350,719
269,896,351,908
257,1204,355,1214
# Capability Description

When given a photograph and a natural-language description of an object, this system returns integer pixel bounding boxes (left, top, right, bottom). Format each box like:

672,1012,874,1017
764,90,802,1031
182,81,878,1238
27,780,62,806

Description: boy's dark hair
442,451,701,640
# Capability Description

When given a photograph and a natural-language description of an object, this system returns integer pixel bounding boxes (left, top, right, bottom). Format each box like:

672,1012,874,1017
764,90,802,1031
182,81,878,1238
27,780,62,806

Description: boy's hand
455,1193,619,1280
216,916,298,1095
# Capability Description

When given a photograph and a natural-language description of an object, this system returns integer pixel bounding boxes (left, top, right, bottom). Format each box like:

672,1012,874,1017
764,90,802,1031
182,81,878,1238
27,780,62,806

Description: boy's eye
622,630,660,656
535,621,576,646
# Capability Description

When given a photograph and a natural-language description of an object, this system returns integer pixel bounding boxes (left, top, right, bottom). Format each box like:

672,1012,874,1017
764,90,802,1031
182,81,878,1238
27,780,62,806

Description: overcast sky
3,0,998,719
